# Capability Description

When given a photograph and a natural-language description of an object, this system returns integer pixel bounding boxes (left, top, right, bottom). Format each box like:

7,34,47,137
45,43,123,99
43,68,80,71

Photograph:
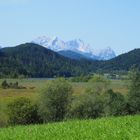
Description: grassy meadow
0,115,139,140
0,78,128,119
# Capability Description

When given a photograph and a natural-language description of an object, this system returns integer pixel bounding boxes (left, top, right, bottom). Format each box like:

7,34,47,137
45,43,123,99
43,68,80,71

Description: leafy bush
88,74,108,83
1,80,9,89
69,75,92,82
102,89,126,116
7,97,41,125
69,90,103,119
38,78,73,123
0,113,8,128
1,80,20,89
88,75,110,91
9,82,19,89
127,68,140,114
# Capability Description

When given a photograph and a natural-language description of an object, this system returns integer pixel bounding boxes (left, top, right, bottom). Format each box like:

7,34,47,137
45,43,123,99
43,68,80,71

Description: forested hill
100,49,140,71
0,43,98,78
0,43,140,78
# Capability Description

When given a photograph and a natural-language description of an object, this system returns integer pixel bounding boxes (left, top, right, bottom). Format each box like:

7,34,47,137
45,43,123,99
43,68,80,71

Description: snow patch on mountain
93,47,116,60
32,36,116,60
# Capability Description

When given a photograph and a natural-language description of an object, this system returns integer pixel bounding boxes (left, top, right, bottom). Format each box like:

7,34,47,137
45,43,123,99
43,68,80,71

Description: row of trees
1,80,26,89
1,80,19,89
6,68,140,125
69,74,111,83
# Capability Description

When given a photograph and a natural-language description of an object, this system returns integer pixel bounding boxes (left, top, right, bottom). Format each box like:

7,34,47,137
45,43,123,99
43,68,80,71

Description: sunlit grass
0,115,139,140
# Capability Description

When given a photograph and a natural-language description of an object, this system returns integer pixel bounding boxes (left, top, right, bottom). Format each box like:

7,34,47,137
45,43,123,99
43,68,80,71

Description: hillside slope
58,50,90,60
101,49,140,71
0,43,97,78
0,116,139,140
0,43,140,78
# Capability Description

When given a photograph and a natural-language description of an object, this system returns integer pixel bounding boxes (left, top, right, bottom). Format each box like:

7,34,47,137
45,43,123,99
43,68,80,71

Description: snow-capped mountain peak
66,39,91,53
97,46,116,60
32,36,116,60
32,36,66,51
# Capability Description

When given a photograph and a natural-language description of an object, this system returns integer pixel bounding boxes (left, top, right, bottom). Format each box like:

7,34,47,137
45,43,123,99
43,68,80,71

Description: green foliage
1,43,140,78
69,85,127,119
69,75,92,82
0,43,98,78
0,119,7,128
128,68,140,114
38,78,73,122
1,44,140,78
2,68,140,126
89,74,110,83
1,80,22,89
88,75,110,93
69,89,103,119
9,81,18,89
70,85,103,119
0,113,8,128
102,89,126,116
1,80,9,89
0,116,140,140
89,74,105,82
100,49,140,71
7,97,41,125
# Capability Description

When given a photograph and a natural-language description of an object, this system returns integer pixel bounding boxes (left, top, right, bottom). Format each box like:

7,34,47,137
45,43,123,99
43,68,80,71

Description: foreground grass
0,116,140,140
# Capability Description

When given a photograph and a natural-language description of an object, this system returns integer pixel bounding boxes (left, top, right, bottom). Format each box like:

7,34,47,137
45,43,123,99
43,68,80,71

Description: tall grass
0,115,140,140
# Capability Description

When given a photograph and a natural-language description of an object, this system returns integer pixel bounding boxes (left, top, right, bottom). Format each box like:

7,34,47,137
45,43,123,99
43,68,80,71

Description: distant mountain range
32,36,116,60
0,43,140,78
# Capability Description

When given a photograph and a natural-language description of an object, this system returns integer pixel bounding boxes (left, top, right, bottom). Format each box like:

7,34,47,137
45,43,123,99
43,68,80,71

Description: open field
0,115,139,140
0,78,128,117
0,78,128,98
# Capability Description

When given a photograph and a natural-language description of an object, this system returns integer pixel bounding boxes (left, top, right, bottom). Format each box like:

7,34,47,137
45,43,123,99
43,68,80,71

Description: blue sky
0,0,140,54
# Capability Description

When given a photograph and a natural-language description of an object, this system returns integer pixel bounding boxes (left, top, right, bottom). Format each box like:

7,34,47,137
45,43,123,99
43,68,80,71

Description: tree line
1,43,140,78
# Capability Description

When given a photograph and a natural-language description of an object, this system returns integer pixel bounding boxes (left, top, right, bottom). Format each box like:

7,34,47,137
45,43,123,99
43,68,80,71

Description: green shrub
127,68,140,114
69,75,92,82
88,74,108,83
1,80,9,89
1,80,20,89
7,97,41,125
88,75,110,92
0,113,8,128
38,78,73,123
102,89,126,116
69,91,103,119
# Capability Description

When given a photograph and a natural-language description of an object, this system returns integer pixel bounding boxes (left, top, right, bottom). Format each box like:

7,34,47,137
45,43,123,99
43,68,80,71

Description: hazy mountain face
32,36,116,60
93,47,116,60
